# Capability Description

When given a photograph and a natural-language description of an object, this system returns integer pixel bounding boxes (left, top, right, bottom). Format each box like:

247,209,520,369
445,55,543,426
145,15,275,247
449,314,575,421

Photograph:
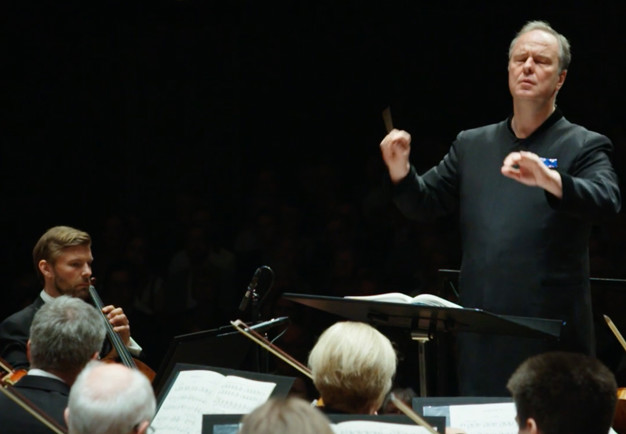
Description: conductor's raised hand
102,305,131,346
501,151,562,198
380,129,412,183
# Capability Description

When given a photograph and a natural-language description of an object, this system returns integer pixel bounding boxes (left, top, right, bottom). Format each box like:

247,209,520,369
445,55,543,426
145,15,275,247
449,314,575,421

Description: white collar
27,368,66,383
39,289,55,304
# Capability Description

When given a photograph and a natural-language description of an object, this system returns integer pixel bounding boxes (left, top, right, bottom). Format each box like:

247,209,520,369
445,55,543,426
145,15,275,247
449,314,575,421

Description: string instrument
389,393,438,434
0,356,68,433
603,314,626,433
89,285,156,382
230,319,312,379
230,319,438,434
0,357,27,385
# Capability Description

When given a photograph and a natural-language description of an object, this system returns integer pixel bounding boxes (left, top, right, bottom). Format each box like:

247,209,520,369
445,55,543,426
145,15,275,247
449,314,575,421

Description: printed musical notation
151,370,276,434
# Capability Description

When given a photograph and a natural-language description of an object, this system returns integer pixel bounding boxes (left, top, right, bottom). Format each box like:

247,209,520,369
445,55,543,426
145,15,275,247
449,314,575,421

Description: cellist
0,225,142,370
0,296,105,433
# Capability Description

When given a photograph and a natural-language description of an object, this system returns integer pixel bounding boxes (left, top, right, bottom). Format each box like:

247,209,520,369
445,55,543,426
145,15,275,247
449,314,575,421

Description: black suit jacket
392,111,621,395
0,374,69,433
0,296,45,370
0,295,116,370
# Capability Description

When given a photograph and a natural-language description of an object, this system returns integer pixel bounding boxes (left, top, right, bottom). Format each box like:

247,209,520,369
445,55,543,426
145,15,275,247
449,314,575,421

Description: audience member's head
507,351,617,434
65,361,156,434
308,321,397,414
28,295,105,384
238,397,333,434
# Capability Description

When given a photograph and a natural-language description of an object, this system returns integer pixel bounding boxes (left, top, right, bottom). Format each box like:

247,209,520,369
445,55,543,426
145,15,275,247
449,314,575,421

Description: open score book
150,369,276,434
345,293,462,308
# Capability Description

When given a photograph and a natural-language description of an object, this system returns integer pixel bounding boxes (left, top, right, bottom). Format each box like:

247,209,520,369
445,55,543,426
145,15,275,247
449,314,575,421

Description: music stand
327,414,445,434
153,317,289,395
282,293,562,396
438,269,626,374
156,362,295,407
201,413,446,434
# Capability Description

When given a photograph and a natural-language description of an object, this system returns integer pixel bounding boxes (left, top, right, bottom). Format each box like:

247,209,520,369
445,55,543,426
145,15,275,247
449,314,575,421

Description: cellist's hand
102,305,131,346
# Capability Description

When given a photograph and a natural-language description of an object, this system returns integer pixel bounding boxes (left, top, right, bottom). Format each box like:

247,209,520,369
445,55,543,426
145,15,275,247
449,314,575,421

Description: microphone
238,266,274,312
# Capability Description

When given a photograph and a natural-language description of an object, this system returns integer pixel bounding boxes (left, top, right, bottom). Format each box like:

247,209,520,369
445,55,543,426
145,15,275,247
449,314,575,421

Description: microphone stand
241,265,276,374
250,287,261,325
248,285,264,373
251,282,275,375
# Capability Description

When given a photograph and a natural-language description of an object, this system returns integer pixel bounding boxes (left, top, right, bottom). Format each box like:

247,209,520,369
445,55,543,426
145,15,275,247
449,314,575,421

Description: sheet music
331,420,433,434
151,370,276,434
423,402,517,434
209,375,276,414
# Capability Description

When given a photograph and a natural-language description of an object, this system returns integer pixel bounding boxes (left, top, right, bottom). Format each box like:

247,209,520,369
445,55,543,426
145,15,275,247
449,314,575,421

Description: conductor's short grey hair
508,20,571,72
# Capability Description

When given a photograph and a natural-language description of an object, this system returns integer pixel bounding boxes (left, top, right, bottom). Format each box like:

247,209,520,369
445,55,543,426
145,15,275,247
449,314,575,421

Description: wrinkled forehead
511,29,559,57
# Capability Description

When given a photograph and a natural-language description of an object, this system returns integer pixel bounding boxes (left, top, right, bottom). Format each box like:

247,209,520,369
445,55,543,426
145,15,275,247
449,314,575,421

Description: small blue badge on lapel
540,158,558,168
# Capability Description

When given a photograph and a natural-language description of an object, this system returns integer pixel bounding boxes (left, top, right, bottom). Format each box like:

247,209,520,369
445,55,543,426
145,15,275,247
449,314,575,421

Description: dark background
3,1,626,395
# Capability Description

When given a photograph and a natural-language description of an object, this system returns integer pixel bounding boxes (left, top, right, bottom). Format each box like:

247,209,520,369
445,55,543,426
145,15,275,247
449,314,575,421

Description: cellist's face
40,245,93,300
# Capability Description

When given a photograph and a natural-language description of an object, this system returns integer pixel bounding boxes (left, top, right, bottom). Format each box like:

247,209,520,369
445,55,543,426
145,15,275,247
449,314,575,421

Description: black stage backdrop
3,0,625,394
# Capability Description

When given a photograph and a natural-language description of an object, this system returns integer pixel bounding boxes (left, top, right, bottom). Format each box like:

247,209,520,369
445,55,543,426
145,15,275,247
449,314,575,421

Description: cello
89,284,156,382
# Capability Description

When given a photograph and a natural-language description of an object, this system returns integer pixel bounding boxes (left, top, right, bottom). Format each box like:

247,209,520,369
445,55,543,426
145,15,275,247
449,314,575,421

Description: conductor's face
508,29,566,105
40,245,93,299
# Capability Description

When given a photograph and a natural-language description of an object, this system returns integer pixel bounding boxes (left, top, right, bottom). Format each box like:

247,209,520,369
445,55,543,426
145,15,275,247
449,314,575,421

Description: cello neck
89,285,137,369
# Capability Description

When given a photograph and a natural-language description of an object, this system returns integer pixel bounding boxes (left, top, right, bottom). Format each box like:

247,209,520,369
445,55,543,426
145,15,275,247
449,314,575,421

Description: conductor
380,20,621,395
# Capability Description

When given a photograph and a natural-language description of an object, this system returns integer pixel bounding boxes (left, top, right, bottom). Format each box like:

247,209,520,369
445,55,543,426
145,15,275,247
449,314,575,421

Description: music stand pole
411,331,430,397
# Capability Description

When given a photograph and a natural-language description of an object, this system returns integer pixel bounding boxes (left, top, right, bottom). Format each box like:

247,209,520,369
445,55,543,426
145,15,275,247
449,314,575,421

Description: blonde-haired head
308,321,397,414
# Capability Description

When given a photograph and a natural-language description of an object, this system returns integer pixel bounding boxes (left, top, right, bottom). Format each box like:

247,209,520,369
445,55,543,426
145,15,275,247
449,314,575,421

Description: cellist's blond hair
32,225,91,280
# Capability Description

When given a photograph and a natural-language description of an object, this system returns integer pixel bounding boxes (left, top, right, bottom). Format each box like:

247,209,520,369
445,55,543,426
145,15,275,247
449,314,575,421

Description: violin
0,357,27,386
230,319,438,434
89,284,156,382
0,356,68,434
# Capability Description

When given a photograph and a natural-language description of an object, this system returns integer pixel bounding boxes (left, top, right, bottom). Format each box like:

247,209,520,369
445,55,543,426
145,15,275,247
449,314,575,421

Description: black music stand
153,317,289,395
201,413,446,434
282,293,562,396
157,362,295,407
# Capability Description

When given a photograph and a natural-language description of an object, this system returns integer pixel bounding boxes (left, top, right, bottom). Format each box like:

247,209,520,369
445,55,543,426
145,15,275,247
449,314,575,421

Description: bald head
66,361,155,434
